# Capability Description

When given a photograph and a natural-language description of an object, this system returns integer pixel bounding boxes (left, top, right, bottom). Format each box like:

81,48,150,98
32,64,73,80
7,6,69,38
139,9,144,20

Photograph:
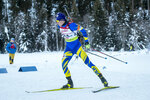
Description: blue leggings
62,46,101,77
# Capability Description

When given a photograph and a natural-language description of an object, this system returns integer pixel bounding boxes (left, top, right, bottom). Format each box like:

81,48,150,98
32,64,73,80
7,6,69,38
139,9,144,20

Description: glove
85,42,90,50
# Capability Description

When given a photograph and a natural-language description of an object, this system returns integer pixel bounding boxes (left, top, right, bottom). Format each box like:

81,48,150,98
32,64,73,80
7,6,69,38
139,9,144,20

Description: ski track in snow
0,50,150,100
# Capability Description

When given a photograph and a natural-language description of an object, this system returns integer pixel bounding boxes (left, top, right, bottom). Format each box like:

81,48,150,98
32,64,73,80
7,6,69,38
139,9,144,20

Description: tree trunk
148,0,150,15
140,0,143,9
132,0,134,12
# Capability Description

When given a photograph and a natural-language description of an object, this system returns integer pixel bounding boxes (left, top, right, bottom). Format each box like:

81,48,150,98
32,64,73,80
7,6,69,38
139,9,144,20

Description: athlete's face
11,40,15,43
56,20,65,27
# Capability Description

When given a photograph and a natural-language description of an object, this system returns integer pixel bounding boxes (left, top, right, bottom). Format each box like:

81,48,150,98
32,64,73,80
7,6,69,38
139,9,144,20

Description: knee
62,52,72,68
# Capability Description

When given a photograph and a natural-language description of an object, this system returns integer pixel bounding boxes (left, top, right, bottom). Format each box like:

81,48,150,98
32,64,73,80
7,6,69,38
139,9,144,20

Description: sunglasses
56,20,60,23
56,19,65,23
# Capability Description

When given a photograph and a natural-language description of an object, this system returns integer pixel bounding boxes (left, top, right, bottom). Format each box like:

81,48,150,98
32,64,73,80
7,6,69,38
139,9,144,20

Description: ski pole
91,48,128,64
86,51,107,59
63,5,73,22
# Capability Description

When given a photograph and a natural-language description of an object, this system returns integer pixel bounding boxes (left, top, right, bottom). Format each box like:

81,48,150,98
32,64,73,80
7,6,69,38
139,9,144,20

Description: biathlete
6,38,17,64
56,12,108,88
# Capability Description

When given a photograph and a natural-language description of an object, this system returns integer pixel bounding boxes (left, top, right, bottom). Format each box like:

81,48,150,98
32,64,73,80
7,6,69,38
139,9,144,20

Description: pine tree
92,0,108,50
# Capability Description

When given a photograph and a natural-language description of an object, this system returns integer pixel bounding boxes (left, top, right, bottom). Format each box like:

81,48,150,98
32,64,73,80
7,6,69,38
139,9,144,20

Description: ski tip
92,86,120,93
125,62,128,64
25,91,30,93
92,91,97,93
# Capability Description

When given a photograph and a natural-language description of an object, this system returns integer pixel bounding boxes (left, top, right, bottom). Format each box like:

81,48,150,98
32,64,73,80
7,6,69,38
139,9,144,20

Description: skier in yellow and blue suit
6,38,17,64
56,12,108,88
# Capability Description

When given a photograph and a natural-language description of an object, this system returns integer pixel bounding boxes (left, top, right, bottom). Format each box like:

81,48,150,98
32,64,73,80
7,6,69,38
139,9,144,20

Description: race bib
60,28,77,39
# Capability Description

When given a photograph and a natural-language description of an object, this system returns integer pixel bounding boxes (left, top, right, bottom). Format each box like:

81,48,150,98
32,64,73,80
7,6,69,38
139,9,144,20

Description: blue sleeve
80,29,88,43
14,44,17,52
6,43,10,52
69,23,89,43
69,23,78,31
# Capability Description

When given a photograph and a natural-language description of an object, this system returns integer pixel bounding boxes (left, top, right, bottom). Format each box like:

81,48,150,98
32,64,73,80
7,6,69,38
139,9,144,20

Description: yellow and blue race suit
58,22,101,77
6,42,17,64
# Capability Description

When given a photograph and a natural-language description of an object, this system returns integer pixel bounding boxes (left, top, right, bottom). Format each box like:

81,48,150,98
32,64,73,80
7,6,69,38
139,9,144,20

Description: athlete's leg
76,46,108,87
9,53,15,64
62,51,74,88
11,54,15,64
76,47,101,75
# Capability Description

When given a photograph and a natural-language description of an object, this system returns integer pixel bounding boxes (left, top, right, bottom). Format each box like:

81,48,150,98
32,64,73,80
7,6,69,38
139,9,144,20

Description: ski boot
98,73,108,87
62,76,74,89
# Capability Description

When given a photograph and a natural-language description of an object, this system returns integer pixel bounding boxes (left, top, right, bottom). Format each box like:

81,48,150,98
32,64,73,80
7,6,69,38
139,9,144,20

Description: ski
25,87,92,93
92,86,119,93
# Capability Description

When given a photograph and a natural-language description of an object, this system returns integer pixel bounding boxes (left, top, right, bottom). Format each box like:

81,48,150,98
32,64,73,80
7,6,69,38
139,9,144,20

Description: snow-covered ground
0,50,150,100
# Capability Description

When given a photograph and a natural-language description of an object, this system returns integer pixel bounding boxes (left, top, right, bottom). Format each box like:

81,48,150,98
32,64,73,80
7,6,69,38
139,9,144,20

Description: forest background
0,0,150,53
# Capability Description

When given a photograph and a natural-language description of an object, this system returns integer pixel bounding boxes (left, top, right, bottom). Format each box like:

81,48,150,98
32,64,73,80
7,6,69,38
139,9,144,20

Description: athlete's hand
85,42,90,50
